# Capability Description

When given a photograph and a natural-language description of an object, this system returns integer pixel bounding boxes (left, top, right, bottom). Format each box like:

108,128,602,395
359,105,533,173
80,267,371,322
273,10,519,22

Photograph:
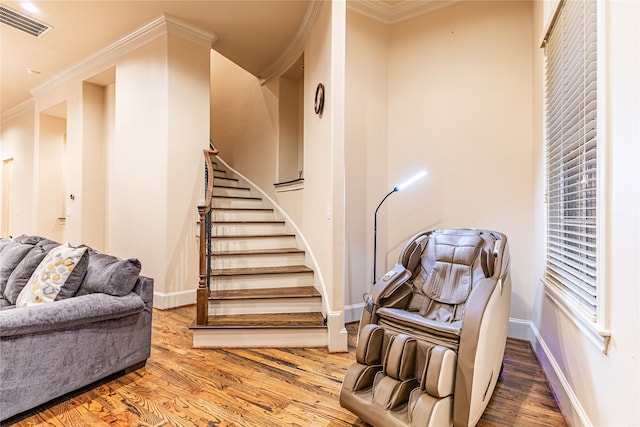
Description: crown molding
347,0,458,25
259,0,322,85
164,14,218,49
1,98,34,123
30,15,217,98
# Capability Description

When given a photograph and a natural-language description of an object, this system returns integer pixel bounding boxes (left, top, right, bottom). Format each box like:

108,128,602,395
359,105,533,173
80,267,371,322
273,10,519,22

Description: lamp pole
373,188,397,286
372,170,426,286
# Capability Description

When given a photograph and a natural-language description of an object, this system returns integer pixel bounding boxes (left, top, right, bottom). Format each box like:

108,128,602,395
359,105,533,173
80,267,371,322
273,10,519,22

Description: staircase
190,158,328,348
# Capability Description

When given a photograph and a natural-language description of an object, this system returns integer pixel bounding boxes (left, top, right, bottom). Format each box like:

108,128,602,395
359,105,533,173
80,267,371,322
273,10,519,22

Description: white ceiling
0,0,310,114
0,0,453,115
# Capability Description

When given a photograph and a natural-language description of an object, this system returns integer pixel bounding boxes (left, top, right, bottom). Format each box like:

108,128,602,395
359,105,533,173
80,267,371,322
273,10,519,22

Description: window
543,0,608,351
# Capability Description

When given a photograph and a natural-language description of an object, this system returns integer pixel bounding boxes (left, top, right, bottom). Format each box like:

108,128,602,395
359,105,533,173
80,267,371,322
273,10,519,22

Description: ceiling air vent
0,6,51,37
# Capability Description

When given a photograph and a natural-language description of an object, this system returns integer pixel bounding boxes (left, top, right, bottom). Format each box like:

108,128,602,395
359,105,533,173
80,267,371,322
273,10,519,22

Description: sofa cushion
4,246,49,304
36,238,62,252
0,236,13,254
16,244,89,307
12,235,48,245
76,249,141,297
0,241,35,295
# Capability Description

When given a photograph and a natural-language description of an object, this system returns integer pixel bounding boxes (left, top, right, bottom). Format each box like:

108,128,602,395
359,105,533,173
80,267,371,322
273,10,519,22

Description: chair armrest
453,274,512,427
361,265,412,328
0,293,145,338
370,264,412,306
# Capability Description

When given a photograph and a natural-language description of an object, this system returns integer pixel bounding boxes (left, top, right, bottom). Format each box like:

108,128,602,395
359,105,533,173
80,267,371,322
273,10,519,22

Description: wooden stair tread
211,233,295,239
213,185,250,190
214,176,238,182
209,286,320,300
212,265,313,276
212,220,285,225
192,312,326,329
212,195,261,200
212,248,304,256
212,207,273,212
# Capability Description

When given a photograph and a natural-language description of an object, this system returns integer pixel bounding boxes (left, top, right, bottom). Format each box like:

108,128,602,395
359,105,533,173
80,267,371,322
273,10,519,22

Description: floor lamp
373,170,426,286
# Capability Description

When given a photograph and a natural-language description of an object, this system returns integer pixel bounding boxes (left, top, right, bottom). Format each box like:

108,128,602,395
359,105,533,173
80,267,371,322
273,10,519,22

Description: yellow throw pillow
16,244,88,307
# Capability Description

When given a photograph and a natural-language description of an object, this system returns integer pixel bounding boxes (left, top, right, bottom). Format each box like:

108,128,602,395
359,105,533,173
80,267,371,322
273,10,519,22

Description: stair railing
197,143,218,325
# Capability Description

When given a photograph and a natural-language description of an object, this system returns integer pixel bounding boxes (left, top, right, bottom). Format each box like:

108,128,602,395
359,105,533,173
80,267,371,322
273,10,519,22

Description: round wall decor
314,83,325,115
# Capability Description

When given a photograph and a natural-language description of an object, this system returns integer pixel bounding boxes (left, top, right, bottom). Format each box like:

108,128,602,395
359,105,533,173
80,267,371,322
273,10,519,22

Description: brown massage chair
340,228,511,427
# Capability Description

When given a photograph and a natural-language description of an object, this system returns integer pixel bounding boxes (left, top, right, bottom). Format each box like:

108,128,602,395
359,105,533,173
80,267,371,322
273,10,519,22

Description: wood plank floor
5,306,567,427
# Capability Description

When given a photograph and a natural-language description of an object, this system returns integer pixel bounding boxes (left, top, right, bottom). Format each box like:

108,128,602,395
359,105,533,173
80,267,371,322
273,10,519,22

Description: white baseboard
153,289,196,309
509,318,590,427
344,302,364,324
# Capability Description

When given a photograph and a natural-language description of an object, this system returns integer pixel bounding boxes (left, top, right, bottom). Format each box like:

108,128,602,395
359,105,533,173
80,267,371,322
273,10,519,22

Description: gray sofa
0,235,153,421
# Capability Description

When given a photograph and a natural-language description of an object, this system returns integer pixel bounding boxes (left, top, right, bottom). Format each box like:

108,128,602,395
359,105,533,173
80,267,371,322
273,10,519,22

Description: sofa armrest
0,292,145,338
132,275,154,305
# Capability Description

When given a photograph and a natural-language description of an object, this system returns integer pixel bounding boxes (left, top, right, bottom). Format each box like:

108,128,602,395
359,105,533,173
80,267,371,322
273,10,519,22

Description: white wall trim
347,0,458,25
259,0,322,84
512,317,593,427
344,302,364,324
327,311,349,352
30,15,216,99
1,98,34,123
153,289,196,310
164,13,218,49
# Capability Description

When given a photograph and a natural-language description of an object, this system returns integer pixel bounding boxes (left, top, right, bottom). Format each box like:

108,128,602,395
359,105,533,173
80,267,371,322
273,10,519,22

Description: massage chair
340,228,511,427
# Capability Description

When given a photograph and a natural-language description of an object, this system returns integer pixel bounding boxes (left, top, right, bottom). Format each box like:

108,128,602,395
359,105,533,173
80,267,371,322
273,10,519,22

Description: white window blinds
544,0,598,321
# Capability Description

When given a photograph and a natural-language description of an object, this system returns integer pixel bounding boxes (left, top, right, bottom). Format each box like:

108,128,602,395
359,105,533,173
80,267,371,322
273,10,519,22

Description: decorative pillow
0,241,35,295
4,246,49,304
15,244,89,307
76,249,141,297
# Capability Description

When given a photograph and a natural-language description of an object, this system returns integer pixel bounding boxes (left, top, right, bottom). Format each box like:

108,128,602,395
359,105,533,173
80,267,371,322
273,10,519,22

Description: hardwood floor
5,306,567,426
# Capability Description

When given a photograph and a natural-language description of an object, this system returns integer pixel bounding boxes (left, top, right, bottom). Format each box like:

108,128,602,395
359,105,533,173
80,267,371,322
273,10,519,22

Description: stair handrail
196,143,219,325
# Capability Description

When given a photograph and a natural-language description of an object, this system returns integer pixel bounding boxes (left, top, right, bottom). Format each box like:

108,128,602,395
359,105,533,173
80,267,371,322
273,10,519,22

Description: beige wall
210,50,279,197
345,11,389,320
386,1,534,321
1,20,212,308
303,0,348,351
344,1,535,322
112,33,210,307
209,2,348,350
0,105,36,236
530,1,640,426
164,34,211,305
111,35,169,287
81,82,107,251
37,113,67,243
278,76,302,183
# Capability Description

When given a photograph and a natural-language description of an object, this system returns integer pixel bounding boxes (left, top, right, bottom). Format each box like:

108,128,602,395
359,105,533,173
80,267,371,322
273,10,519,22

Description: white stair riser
208,297,322,315
213,187,251,198
212,210,274,222
210,272,314,290
212,198,264,209
213,223,286,236
212,235,296,251
192,328,327,348
213,170,227,178
211,253,305,269
213,177,239,188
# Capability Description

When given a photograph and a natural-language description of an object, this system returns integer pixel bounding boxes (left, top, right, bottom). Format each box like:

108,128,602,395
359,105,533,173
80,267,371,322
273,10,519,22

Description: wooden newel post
197,205,208,325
